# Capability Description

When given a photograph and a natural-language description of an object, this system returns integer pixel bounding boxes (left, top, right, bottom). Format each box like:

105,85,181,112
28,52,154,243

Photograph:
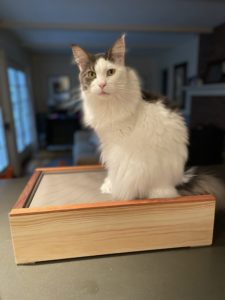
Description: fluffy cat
72,35,225,208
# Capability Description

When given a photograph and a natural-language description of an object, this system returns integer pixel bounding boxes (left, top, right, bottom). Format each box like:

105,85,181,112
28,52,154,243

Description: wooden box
9,166,216,264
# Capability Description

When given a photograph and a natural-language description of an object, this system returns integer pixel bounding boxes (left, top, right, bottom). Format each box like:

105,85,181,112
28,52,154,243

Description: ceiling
0,0,225,55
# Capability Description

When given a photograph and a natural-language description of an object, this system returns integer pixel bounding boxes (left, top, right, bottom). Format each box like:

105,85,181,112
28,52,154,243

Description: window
7,68,32,153
0,108,8,172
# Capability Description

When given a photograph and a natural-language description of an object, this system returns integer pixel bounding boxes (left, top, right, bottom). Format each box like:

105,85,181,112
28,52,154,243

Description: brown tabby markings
79,52,113,91
78,47,177,112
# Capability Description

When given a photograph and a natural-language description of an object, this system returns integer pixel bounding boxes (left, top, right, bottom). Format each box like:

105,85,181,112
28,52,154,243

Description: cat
71,35,225,208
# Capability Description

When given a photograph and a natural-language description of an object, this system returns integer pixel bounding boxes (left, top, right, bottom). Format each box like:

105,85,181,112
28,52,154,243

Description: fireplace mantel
183,83,225,123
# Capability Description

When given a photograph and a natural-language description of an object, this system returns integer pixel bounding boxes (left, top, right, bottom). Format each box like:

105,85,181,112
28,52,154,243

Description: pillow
89,132,99,147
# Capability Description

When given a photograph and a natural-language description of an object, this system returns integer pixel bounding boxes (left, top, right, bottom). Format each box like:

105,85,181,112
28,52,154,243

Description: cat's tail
177,167,225,211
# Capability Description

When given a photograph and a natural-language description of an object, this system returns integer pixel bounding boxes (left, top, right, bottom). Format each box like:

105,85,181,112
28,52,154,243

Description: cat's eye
87,71,96,79
107,69,116,76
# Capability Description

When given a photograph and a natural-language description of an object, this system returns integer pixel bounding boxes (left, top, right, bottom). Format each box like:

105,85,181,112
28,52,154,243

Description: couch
72,130,100,165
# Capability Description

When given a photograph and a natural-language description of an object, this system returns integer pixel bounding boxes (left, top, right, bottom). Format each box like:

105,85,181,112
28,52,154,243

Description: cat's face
72,35,126,97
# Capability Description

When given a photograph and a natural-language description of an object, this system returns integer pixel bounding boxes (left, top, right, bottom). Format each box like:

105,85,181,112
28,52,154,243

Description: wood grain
9,195,215,264
10,194,215,216
9,166,216,264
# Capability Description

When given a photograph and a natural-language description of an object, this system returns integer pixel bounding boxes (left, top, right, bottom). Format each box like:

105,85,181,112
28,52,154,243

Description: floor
24,149,73,175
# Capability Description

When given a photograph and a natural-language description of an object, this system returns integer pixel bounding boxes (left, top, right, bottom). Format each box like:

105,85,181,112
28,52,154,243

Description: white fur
100,176,112,194
81,58,188,200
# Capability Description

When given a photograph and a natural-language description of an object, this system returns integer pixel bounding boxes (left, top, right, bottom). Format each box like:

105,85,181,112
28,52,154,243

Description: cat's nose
98,82,106,89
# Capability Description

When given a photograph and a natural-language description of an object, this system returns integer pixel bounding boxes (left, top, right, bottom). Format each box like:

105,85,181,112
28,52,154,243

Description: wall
31,53,157,113
127,55,156,91
31,53,79,113
0,30,29,66
153,36,199,98
30,44,198,112
198,23,225,81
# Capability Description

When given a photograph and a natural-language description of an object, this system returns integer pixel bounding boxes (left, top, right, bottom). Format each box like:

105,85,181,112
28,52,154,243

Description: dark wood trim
12,171,41,209
173,62,187,109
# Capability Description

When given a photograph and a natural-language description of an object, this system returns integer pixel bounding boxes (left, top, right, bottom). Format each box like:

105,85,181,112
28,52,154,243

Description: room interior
0,0,225,178
1,1,225,299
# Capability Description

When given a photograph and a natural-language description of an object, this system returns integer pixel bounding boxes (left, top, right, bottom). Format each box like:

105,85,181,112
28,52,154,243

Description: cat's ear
71,45,90,72
110,34,126,65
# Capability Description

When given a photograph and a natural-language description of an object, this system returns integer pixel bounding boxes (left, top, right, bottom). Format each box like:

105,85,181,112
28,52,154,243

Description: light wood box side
9,194,215,264
9,166,216,264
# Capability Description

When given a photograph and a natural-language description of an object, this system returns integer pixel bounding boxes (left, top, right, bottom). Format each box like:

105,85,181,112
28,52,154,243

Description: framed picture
173,63,187,109
48,76,70,107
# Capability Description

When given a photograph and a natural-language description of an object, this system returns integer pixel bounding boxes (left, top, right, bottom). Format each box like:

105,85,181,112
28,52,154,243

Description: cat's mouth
99,91,110,96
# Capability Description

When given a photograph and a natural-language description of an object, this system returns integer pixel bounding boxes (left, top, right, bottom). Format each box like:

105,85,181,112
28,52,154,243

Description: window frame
0,106,9,172
7,65,33,154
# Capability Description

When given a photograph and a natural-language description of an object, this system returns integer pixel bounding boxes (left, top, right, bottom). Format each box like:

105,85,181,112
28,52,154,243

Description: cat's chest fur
84,98,187,166
72,36,193,199
82,93,188,199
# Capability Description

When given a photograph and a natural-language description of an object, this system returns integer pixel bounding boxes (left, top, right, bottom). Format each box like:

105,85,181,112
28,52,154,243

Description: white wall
0,30,29,66
30,38,199,113
126,54,152,90
31,53,157,113
31,53,79,113
152,36,199,98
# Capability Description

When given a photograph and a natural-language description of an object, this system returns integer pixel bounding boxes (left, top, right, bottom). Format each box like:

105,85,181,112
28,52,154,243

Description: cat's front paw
100,177,112,194
149,187,179,199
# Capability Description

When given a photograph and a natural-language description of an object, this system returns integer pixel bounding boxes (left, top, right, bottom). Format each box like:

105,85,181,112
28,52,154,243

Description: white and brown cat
72,35,224,208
